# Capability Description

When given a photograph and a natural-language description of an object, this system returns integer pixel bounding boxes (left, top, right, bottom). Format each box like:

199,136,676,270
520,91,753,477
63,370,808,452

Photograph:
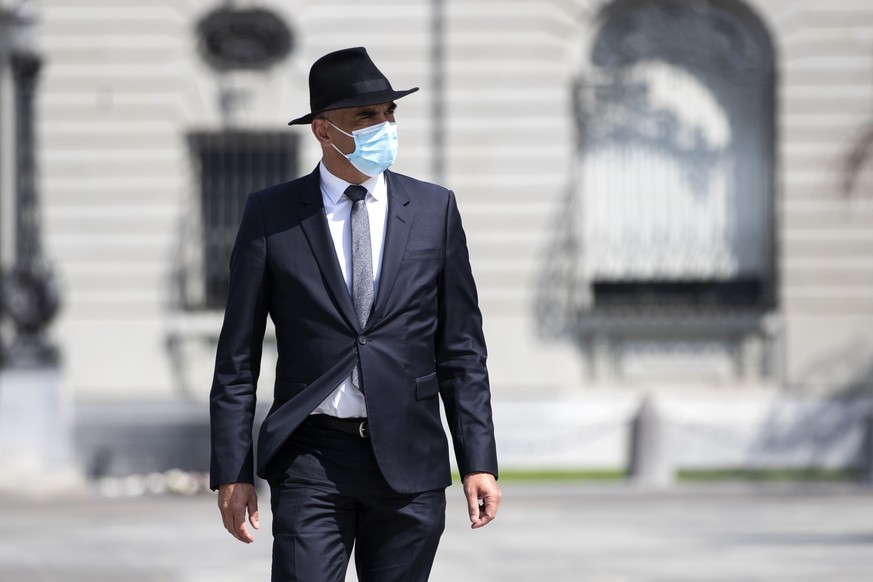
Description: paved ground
1,482,872,581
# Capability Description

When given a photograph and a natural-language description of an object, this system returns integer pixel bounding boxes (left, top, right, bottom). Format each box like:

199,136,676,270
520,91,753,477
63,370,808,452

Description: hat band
350,78,392,93
314,78,393,112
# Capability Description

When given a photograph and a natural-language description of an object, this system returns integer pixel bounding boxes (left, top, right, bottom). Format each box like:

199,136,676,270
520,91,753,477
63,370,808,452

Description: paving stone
1,483,872,581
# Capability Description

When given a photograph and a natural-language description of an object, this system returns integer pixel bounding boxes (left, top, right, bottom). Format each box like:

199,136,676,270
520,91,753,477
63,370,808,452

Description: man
210,46,500,582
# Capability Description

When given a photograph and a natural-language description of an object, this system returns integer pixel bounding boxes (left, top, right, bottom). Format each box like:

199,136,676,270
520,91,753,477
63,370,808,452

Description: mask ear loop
325,120,356,159
330,142,351,157
326,120,355,138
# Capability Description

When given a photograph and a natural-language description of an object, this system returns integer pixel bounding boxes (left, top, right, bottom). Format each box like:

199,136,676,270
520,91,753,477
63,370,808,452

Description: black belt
303,414,369,438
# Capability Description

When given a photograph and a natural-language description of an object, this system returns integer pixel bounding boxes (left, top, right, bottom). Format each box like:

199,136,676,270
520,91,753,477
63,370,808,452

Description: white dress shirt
311,162,388,418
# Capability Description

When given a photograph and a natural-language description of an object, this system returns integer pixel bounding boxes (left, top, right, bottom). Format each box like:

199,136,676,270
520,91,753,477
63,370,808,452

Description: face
314,101,397,155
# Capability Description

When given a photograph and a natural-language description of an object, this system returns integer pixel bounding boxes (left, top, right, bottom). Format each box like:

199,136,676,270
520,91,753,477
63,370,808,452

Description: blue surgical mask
328,120,398,177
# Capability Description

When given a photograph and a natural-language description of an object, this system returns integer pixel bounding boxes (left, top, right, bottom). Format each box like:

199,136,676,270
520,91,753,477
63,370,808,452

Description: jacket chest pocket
403,248,443,262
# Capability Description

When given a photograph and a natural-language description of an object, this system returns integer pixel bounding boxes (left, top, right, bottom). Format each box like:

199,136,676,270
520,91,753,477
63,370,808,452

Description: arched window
576,0,775,312
538,0,777,382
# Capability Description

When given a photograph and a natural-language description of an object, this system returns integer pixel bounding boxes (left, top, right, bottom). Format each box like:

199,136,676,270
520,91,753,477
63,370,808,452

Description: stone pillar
0,1,76,494
6,8,60,363
863,409,873,485
627,396,675,487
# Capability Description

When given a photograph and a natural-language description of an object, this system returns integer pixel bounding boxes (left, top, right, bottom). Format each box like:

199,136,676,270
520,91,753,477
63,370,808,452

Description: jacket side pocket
415,372,439,400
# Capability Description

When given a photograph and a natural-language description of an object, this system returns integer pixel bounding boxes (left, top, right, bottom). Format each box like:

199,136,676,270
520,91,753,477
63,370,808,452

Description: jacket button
358,336,367,345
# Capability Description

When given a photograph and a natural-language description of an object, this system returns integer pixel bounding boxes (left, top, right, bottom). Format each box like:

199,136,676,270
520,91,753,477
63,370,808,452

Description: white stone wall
762,1,873,391
29,0,873,400
39,0,215,397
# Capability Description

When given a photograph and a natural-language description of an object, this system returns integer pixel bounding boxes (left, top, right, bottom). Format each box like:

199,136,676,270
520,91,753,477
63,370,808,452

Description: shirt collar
319,162,386,205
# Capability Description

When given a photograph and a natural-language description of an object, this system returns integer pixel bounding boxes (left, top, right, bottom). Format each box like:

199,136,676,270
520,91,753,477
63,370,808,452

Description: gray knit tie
345,185,373,390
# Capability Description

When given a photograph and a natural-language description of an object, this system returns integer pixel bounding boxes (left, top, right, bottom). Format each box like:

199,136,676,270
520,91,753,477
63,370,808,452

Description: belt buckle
358,421,369,438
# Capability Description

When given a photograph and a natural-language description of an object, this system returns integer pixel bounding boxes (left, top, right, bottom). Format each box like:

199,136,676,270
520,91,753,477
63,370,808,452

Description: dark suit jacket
209,167,498,494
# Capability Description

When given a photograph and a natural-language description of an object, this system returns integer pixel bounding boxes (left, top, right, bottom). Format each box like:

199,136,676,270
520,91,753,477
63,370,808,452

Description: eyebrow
356,103,397,118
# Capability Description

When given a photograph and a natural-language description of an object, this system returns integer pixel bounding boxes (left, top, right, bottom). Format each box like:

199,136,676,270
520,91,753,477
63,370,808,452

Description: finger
224,511,247,543
470,499,489,529
222,495,253,543
472,495,498,529
465,490,481,525
221,508,234,537
219,498,236,537
233,510,254,543
248,495,260,530
482,492,499,518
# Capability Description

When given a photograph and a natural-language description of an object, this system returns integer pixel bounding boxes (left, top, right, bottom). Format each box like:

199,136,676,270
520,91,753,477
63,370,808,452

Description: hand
217,482,259,543
463,472,501,529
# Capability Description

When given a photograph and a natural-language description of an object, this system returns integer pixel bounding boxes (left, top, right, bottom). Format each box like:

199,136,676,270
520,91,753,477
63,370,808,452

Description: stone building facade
8,0,873,472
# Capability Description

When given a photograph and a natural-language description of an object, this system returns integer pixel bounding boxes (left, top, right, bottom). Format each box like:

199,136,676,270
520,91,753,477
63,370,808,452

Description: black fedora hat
288,47,419,125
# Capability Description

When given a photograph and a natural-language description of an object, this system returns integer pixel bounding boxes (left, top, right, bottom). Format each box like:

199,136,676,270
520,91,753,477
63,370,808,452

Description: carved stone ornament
196,6,292,71
2,264,60,336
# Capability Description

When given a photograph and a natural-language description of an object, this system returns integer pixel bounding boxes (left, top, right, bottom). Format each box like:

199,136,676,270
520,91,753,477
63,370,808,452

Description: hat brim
288,87,419,125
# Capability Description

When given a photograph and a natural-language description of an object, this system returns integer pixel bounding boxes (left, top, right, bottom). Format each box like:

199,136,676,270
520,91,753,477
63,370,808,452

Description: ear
311,119,332,146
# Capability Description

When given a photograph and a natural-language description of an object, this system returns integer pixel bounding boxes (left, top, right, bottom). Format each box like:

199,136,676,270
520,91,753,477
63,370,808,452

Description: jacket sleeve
209,193,271,490
435,190,499,479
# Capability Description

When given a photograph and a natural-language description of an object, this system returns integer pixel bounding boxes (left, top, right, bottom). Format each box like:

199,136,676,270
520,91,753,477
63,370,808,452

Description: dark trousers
266,421,446,582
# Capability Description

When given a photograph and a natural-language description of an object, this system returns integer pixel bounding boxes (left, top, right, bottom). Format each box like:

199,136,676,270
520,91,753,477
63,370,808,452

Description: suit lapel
295,168,361,332
373,171,413,322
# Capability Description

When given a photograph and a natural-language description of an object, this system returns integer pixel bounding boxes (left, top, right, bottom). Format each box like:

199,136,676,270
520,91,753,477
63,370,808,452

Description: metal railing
185,131,298,310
